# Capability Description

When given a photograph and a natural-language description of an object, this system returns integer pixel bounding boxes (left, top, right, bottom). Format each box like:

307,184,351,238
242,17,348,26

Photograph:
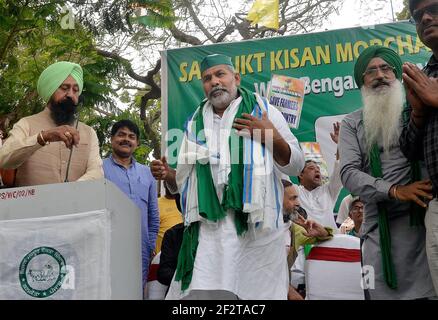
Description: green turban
200,54,234,73
354,46,402,88
37,61,83,103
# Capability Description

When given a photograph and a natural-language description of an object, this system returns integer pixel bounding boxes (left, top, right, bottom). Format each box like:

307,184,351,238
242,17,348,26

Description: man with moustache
0,61,103,186
399,0,438,295
296,123,342,231
339,45,435,299
282,180,333,300
151,54,304,299
103,119,159,293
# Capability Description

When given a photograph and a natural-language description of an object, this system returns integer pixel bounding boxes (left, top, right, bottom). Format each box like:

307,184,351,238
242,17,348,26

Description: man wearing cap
151,54,304,299
0,61,103,186
399,0,438,295
338,45,435,299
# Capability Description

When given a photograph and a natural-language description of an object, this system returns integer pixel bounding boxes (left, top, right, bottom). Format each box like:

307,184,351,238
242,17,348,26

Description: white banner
0,210,111,299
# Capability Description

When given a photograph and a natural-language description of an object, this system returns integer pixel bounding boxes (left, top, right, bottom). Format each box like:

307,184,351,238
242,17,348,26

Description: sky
324,0,405,30
116,0,407,111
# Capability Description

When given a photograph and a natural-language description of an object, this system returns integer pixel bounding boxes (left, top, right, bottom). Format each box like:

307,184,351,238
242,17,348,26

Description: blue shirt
103,155,159,287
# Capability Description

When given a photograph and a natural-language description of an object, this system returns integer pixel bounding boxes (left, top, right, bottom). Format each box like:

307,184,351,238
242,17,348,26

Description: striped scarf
175,87,259,291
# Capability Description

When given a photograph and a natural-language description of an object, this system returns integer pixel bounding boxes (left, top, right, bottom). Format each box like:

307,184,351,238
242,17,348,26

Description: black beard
50,97,77,125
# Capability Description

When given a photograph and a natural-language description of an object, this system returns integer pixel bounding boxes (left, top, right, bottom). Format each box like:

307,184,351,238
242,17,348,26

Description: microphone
64,95,84,182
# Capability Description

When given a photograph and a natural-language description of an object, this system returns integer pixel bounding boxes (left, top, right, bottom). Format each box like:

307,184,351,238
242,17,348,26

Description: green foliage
0,0,61,120
85,108,154,165
83,111,116,158
397,0,411,21
0,0,173,159
75,0,176,35
0,0,120,131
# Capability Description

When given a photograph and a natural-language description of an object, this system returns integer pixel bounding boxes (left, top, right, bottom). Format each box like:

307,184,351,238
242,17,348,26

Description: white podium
0,179,142,299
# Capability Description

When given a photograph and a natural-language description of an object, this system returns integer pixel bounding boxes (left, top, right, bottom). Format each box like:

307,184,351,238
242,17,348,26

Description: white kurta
166,97,304,300
297,160,342,231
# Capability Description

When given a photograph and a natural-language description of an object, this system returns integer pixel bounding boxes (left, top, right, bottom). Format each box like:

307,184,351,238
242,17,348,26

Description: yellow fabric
292,224,333,252
246,0,279,30
155,196,183,253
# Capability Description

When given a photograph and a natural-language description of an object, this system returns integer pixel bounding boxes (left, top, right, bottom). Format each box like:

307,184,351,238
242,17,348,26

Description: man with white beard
338,45,435,299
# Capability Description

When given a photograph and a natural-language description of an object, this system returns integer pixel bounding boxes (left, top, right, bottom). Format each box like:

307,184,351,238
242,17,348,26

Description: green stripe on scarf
222,87,257,235
401,105,426,227
195,109,227,222
175,223,199,290
369,143,425,290
304,244,313,258
175,87,257,291
370,143,397,289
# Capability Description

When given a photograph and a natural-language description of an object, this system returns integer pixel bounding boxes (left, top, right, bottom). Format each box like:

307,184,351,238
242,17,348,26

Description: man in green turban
150,53,305,300
353,45,403,89
0,61,103,187
338,45,435,299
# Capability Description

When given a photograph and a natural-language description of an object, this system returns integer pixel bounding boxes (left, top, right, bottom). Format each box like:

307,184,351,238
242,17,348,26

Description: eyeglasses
363,64,395,78
351,206,364,213
412,3,438,25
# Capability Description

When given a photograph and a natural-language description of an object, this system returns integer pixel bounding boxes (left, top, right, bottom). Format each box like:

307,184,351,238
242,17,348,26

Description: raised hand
403,62,438,110
150,156,171,180
330,122,340,144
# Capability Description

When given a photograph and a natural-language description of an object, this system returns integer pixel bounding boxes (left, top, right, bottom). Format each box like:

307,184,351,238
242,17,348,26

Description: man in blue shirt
103,120,159,291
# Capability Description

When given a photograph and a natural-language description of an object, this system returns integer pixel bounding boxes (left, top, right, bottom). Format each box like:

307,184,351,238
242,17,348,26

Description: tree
169,0,343,44
72,0,346,159
0,0,121,126
0,0,163,164
1,0,351,160
397,0,411,21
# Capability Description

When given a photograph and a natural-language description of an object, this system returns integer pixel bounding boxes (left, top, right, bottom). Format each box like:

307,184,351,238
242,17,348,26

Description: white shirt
336,194,353,225
297,160,342,231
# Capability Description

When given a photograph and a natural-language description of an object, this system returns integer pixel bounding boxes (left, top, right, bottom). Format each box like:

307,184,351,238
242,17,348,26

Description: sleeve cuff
276,145,305,176
378,179,393,201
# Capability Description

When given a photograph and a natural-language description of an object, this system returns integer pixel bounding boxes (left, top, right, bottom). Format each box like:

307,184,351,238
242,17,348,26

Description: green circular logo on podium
19,247,67,298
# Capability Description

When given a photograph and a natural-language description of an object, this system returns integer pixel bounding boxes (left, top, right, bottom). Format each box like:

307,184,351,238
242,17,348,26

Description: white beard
362,80,405,155
208,85,238,111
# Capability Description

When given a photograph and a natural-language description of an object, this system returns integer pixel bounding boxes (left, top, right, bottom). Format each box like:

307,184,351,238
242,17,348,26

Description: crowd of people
1,0,438,300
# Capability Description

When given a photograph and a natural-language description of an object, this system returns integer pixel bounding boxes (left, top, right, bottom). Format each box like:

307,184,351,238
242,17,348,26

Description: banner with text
162,21,430,174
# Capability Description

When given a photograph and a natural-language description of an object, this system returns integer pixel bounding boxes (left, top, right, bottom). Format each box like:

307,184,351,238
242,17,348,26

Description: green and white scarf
174,87,282,291
369,143,425,290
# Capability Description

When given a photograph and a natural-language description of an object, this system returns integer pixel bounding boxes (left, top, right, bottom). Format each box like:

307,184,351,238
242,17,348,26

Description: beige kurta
0,108,103,187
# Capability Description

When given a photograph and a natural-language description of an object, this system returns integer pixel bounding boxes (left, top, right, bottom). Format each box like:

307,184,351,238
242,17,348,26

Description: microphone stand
64,97,83,182
64,116,79,182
